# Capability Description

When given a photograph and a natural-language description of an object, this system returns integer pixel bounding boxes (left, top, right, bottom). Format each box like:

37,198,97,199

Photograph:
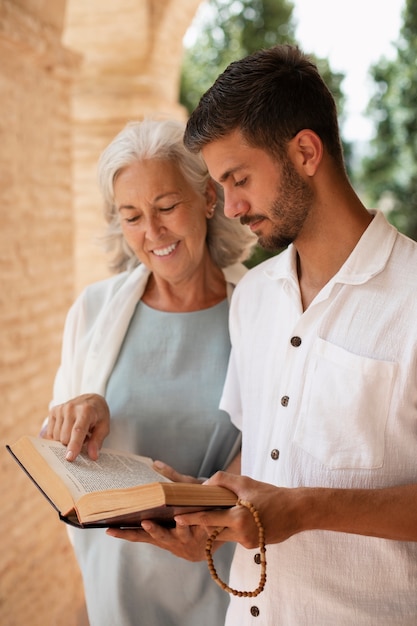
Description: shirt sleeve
219,346,243,431
50,291,89,407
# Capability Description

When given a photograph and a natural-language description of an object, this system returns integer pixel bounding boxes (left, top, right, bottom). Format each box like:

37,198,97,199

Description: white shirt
221,211,417,625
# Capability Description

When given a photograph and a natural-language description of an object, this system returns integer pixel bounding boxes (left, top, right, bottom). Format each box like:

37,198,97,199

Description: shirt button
271,449,280,460
281,395,289,407
250,606,260,617
290,336,302,347
254,553,261,564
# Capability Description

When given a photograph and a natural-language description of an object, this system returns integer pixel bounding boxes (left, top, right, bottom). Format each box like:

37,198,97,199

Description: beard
243,158,314,253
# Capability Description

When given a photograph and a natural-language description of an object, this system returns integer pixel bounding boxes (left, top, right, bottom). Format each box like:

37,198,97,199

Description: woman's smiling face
114,158,213,284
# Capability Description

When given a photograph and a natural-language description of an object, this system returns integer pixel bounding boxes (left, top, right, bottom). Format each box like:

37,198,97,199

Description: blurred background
0,0,413,623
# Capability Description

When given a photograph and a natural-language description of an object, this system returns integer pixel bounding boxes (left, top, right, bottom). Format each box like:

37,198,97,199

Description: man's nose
223,191,250,220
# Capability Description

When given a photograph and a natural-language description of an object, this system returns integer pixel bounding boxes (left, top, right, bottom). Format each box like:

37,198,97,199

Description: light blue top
105,299,240,476
72,299,239,626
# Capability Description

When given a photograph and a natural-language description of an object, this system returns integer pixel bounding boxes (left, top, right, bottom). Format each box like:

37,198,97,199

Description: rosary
205,499,267,597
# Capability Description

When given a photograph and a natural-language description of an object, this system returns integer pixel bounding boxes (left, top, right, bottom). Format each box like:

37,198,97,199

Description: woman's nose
145,214,165,238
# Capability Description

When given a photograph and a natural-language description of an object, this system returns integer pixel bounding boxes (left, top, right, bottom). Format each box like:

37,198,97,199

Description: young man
110,45,417,624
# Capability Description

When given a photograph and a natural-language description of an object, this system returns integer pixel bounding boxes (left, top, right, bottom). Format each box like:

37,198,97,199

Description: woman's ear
289,129,323,176
204,179,218,218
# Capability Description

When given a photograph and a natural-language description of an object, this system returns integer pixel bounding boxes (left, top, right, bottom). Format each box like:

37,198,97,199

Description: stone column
0,1,85,625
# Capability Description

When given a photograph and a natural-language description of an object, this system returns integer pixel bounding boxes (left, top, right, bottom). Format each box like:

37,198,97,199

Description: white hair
97,118,256,272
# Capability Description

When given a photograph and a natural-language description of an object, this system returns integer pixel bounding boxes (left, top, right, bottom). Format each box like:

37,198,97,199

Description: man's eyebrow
219,166,242,184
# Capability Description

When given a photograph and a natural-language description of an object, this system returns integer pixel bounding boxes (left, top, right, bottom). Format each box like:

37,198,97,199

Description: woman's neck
142,259,227,313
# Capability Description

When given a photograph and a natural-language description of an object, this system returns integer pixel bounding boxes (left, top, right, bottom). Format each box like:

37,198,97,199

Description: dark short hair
184,44,344,166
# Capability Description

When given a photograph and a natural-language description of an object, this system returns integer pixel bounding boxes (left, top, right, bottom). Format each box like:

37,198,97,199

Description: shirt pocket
293,337,397,470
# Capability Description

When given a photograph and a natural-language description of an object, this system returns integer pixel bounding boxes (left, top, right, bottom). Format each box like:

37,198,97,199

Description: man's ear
289,129,323,176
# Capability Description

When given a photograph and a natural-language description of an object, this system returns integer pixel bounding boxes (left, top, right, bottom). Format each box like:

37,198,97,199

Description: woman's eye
125,215,140,223
234,178,247,187
159,203,178,212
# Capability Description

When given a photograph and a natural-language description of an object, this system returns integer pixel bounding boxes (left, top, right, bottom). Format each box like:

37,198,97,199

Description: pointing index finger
65,422,92,461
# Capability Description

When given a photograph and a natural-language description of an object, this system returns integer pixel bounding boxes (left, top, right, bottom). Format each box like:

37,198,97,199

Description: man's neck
296,205,373,310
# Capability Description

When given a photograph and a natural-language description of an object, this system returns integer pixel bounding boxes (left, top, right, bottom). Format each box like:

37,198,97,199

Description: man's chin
257,235,289,253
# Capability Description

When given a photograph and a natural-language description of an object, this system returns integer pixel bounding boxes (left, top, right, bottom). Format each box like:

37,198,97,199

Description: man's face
202,129,314,251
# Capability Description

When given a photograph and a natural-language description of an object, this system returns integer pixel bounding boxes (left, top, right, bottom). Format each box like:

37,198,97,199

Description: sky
292,0,405,142
184,0,405,144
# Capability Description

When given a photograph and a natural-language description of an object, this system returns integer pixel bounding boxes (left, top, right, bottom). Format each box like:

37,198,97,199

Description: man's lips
242,216,265,232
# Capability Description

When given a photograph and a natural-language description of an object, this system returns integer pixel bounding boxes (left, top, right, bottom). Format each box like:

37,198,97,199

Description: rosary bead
205,499,267,597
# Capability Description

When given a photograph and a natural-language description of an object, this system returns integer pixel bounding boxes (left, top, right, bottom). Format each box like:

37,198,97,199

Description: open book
6,435,237,528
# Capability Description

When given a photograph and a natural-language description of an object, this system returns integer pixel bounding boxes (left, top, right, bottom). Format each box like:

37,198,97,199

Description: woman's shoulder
78,265,149,312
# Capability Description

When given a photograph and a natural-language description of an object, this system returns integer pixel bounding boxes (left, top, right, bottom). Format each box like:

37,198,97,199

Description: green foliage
244,244,283,269
360,0,417,240
180,0,296,115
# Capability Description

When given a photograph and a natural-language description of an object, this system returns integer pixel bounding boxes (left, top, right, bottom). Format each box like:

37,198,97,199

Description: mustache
240,215,264,226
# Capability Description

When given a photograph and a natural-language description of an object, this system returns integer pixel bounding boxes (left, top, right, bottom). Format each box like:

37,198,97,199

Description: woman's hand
152,460,202,484
42,393,110,461
106,462,223,559
106,522,212,561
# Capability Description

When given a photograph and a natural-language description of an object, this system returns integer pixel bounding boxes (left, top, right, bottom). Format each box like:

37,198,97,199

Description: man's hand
108,472,303,558
174,472,417,547
174,472,302,548
41,393,110,461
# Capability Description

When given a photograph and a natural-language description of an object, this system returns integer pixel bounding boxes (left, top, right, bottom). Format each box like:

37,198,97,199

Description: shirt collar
263,210,397,287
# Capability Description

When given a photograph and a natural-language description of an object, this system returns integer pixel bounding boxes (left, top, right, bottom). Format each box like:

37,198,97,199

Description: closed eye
159,203,179,212
234,178,247,187
125,215,141,223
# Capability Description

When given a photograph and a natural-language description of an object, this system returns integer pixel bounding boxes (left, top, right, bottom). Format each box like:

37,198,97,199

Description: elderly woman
43,119,255,626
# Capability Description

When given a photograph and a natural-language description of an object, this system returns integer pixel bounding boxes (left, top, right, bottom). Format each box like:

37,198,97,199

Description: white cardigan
51,262,247,406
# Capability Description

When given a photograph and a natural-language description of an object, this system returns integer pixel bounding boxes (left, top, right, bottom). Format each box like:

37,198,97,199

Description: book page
29,437,171,500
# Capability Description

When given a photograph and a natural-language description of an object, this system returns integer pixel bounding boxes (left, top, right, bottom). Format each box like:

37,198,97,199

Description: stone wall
65,0,199,294
0,1,200,624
